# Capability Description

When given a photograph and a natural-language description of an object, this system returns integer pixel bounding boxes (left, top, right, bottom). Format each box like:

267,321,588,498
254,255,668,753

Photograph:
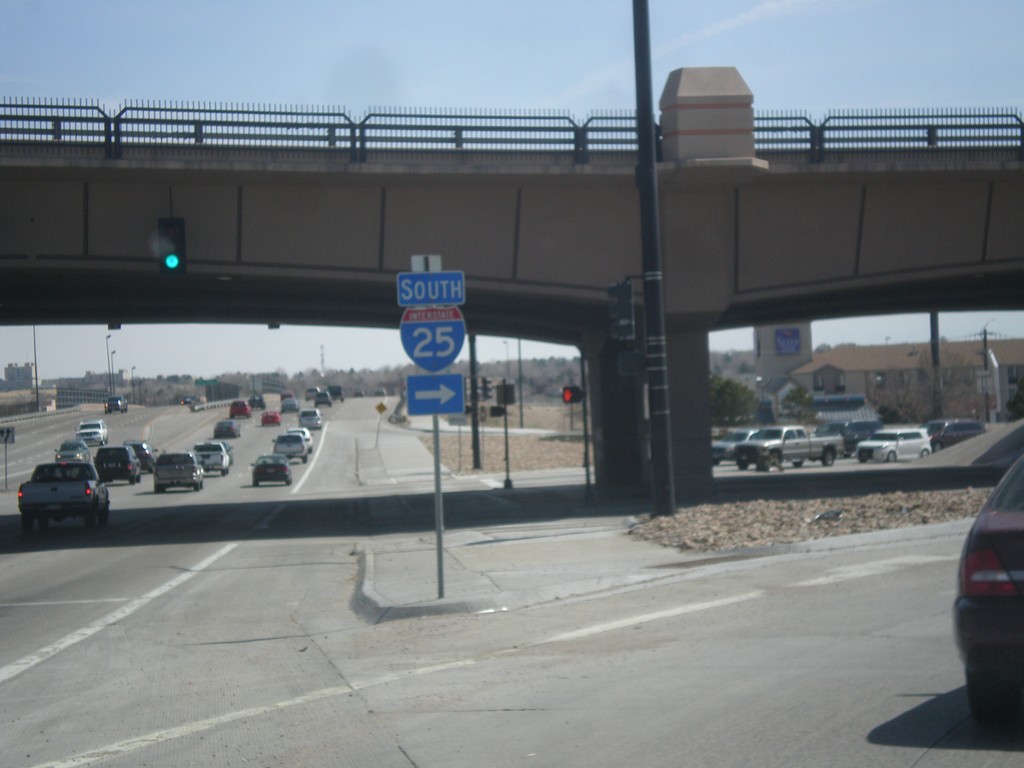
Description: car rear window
157,453,192,464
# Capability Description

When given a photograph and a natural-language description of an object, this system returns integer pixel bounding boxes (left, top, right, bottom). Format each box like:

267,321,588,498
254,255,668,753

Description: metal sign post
1,426,15,491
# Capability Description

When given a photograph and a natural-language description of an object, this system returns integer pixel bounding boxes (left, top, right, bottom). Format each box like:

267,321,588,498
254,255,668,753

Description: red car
229,400,252,419
954,454,1024,723
261,410,282,426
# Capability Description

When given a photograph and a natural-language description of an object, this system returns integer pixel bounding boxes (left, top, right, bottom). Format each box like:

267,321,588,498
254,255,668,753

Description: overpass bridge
3,67,1024,502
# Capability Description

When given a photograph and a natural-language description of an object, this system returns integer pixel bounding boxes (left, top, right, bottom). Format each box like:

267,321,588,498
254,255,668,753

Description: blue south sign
396,270,466,307
400,306,466,372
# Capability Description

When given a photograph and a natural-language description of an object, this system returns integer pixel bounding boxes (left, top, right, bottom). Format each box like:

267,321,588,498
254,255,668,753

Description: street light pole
110,351,117,395
633,0,676,516
105,334,112,395
131,366,137,403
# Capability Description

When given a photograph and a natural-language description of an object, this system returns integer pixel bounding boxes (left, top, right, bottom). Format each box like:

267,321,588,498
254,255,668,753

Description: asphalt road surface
0,403,1021,766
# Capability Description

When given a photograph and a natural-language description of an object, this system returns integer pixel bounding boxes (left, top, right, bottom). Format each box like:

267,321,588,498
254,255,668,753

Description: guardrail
0,406,81,425
2,100,1023,164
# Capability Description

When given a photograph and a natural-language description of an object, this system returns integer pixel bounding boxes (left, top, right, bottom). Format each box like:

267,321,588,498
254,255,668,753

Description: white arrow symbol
414,382,456,404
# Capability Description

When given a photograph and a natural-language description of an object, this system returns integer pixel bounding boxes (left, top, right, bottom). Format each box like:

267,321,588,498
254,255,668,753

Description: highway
0,403,1021,766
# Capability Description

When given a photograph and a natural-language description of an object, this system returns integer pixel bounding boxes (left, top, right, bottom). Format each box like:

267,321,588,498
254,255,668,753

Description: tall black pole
633,0,676,515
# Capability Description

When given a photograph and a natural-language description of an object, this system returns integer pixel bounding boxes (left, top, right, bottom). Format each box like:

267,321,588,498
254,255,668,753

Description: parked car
842,420,884,457
273,432,310,463
229,400,252,419
214,419,242,439
925,419,985,451
104,395,128,414
252,454,293,486
261,410,282,426
153,451,204,493
94,445,141,485
247,394,266,410
855,428,932,463
298,409,323,430
123,440,157,473
314,391,333,407
711,428,759,466
76,419,108,446
733,426,843,471
55,439,91,463
953,454,1024,723
280,397,300,413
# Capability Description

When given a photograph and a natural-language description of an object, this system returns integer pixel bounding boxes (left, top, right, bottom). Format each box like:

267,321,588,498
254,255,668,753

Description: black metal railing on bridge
2,99,1023,164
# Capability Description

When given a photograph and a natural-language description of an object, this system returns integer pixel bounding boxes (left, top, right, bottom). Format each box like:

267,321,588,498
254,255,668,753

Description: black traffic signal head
157,217,186,274
480,377,493,400
608,280,635,340
561,385,584,404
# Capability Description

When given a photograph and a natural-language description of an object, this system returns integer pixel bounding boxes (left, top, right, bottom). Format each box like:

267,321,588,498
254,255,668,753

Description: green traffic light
163,253,180,270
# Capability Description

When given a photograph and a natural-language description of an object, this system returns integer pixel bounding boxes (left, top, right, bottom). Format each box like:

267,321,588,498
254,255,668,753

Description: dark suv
94,445,141,485
104,395,127,414
926,419,985,451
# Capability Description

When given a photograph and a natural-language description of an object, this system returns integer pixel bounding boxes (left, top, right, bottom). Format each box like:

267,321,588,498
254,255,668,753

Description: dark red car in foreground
954,456,1024,723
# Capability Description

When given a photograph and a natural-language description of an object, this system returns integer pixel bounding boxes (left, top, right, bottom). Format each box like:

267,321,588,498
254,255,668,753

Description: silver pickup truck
733,426,844,471
17,461,111,532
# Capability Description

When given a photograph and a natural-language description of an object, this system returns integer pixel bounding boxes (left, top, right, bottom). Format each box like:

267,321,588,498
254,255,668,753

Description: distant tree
1007,386,1024,421
710,374,757,426
781,384,817,423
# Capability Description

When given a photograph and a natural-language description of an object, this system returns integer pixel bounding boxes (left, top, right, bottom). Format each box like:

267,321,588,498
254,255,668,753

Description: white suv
76,419,109,446
273,433,310,463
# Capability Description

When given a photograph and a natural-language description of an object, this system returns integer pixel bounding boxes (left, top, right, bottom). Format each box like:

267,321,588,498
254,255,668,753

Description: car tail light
85,484,93,497
960,548,1020,597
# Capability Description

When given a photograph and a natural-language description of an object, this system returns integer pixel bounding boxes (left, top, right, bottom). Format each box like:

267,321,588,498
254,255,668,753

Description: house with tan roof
788,338,1024,423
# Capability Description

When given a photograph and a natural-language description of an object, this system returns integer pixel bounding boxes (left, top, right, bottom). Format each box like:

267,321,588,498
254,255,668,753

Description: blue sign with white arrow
406,374,465,416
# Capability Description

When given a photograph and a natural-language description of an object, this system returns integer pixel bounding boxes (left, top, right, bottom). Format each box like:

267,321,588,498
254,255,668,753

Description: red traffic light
561,385,584,404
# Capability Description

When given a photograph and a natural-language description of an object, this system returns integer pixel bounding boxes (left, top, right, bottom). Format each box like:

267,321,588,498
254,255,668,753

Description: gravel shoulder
415,406,1004,554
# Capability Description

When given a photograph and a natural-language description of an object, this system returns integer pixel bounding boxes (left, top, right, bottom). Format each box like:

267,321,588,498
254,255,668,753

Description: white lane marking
0,599,129,608
21,591,760,768
290,421,328,495
0,543,237,686
255,503,287,529
524,591,766,646
792,555,956,587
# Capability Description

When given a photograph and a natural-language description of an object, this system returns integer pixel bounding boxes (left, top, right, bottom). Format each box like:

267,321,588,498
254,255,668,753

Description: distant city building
3,362,35,391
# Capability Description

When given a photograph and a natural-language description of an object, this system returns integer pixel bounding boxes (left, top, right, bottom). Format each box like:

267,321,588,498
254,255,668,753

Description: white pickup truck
194,442,231,476
17,461,111,532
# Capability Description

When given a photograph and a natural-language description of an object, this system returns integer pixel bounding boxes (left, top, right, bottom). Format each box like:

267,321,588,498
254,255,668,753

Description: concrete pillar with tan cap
659,67,754,161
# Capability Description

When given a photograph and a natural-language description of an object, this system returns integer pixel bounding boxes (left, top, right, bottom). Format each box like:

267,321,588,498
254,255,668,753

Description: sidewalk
350,426,978,623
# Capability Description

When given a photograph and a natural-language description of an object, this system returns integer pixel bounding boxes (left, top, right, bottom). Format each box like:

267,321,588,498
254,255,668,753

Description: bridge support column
666,328,715,502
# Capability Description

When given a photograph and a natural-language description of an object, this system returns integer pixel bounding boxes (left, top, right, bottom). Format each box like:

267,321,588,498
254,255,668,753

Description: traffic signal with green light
157,217,186,274
561,385,584,404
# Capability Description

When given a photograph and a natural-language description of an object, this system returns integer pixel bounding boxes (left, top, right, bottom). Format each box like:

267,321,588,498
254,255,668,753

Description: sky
3,0,1024,379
